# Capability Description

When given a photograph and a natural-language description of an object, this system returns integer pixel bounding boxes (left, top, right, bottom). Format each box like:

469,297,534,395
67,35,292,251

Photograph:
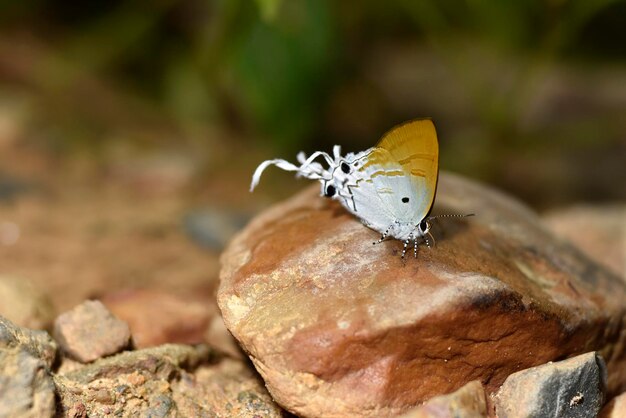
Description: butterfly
250,118,471,258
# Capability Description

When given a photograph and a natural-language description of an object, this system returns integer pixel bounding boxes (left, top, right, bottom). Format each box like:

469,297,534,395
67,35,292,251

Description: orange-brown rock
218,172,626,418
54,300,131,363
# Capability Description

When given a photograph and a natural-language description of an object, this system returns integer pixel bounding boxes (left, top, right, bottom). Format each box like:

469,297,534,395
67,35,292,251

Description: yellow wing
376,118,439,214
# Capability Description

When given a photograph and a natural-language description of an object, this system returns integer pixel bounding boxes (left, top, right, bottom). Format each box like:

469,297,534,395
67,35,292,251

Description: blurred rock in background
543,205,625,280
0,275,54,330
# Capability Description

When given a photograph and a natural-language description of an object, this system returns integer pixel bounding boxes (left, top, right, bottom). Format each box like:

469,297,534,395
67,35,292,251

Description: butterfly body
251,119,450,257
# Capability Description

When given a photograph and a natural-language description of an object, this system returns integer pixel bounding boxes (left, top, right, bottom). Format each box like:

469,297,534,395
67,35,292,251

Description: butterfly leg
372,224,393,245
424,231,436,248
401,239,410,259
401,233,413,259
414,236,418,258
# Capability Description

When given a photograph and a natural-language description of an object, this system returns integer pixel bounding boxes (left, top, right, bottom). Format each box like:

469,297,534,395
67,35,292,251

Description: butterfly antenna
332,145,342,161
250,158,302,192
301,150,334,169
427,213,475,221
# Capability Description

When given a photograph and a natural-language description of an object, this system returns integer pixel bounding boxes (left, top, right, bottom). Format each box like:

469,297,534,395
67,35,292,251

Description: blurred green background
0,0,625,209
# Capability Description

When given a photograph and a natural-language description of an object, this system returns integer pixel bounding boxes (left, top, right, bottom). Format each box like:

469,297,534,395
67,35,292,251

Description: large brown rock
218,172,626,418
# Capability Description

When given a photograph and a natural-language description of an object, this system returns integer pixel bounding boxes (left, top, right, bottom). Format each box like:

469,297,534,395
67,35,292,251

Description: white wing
330,148,423,238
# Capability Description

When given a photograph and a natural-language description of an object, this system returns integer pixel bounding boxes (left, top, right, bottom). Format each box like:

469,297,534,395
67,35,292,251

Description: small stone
0,275,55,330
91,388,115,404
100,289,213,349
600,391,626,418
127,371,146,387
53,300,131,363
400,381,487,418
495,352,607,418
218,173,626,417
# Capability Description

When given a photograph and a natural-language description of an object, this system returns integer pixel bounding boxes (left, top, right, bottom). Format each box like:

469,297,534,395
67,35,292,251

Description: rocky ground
0,137,625,417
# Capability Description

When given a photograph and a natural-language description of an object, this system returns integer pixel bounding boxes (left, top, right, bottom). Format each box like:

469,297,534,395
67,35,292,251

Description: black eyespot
340,162,350,174
420,221,428,232
402,197,410,203
325,185,336,197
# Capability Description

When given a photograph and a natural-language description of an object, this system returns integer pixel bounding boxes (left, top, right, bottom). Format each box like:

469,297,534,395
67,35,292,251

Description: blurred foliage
0,0,624,207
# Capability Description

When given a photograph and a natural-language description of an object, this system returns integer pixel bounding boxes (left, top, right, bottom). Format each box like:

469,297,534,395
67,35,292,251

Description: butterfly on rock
250,118,472,258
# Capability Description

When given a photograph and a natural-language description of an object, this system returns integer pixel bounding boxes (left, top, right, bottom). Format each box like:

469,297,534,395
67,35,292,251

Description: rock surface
495,351,606,418
53,300,131,363
0,349,56,418
172,356,284,417
0,275,55,330
399,380,486,418
0,316,57,418
218,172,626,417
100,289,214,348
54,344,283,417
0,315,57,367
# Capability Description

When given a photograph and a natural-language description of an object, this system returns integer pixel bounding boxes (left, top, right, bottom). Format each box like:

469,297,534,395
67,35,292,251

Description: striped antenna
427,213,474,221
